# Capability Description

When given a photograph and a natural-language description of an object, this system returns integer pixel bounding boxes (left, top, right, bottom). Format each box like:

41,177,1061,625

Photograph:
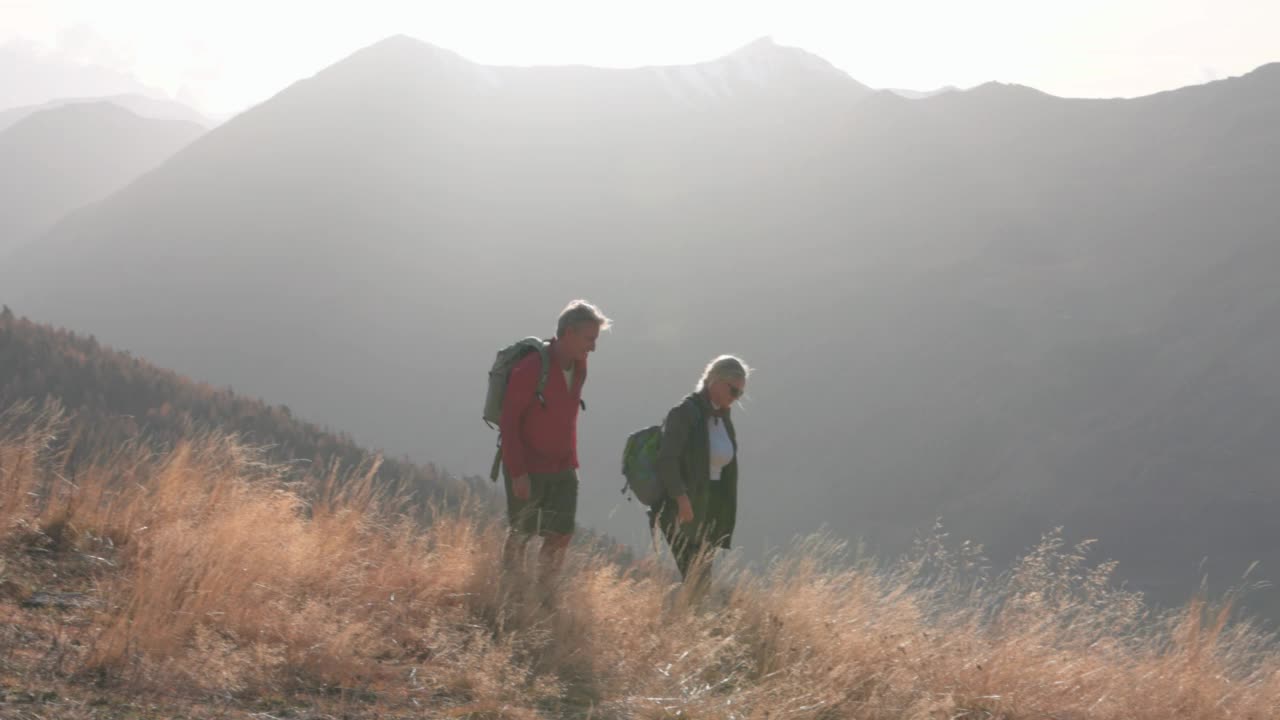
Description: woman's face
709,375,746,409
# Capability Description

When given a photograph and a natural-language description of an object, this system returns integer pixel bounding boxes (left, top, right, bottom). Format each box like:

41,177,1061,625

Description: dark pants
504,468,579,537
650,503,715,599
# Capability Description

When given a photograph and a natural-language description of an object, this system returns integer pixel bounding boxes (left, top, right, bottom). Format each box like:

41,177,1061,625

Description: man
499,299,610,586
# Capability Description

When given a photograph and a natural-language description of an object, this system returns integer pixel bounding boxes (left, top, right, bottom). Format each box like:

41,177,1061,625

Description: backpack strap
533,340,551,407
490,445,503,482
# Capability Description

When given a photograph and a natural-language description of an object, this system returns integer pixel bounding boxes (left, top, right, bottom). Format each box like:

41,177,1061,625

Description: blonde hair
696,354,750,393
556,299,612,337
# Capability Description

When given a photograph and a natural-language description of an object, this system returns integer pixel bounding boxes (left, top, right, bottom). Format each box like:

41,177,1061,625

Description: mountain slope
0,93,211,132
3,36,1278,611
0,102,204,256
0,306,474,505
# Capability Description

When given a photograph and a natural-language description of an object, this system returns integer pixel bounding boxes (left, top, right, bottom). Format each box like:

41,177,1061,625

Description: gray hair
556,299,612,337
696,354,751,392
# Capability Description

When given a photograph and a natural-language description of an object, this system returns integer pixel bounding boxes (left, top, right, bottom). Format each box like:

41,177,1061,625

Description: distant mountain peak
971,80,1045,93
644,35,870,102
961,80,1056,101
722,35,860,82
727,36,785,56
0,93,211,134
363,34,465,59
887,85,961,100
298,34,503,98
4,100,158,135
342,34,479,70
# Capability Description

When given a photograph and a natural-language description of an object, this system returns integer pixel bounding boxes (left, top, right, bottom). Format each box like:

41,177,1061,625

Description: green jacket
654,391,739,549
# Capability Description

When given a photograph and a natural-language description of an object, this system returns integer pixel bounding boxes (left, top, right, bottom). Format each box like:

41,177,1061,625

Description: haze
4,0,1278,116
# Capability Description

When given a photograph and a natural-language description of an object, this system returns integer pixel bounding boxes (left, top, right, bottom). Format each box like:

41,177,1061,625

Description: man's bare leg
503,529,531,573
538,532,573,594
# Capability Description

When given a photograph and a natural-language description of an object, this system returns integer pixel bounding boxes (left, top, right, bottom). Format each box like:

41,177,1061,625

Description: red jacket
499,341,586,478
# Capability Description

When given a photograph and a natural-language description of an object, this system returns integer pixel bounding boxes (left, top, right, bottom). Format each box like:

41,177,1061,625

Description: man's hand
676,494,694,525
513,474,531,501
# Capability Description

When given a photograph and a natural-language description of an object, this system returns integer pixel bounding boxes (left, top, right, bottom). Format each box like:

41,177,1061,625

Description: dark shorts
504,468,579,537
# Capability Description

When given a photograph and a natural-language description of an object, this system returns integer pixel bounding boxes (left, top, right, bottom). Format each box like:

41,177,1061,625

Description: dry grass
0,400,1277,718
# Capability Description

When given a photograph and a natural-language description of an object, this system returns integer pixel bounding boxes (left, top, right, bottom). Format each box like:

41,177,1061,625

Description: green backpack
484,337,550,481
620,398,703,507
620,425,664,506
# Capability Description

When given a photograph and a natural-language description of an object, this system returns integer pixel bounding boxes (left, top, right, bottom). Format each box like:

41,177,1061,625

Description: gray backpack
484,337,550,480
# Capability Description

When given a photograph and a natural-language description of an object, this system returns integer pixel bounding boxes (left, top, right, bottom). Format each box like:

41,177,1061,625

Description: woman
651,355,749,596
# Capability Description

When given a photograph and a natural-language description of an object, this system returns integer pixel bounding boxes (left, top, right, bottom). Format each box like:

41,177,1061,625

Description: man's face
561,322,600,363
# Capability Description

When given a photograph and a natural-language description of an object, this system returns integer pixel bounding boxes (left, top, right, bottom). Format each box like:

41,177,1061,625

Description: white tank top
708,416,734,480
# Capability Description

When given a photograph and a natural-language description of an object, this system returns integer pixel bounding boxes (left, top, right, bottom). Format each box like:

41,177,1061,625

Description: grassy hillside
0,305,474,508
0,401,1275,718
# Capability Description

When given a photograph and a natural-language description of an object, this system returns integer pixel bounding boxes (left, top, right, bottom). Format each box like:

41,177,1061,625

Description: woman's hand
676,495,695,525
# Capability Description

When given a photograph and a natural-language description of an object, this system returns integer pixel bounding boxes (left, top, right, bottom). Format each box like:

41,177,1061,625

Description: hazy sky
3,0,1278,116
